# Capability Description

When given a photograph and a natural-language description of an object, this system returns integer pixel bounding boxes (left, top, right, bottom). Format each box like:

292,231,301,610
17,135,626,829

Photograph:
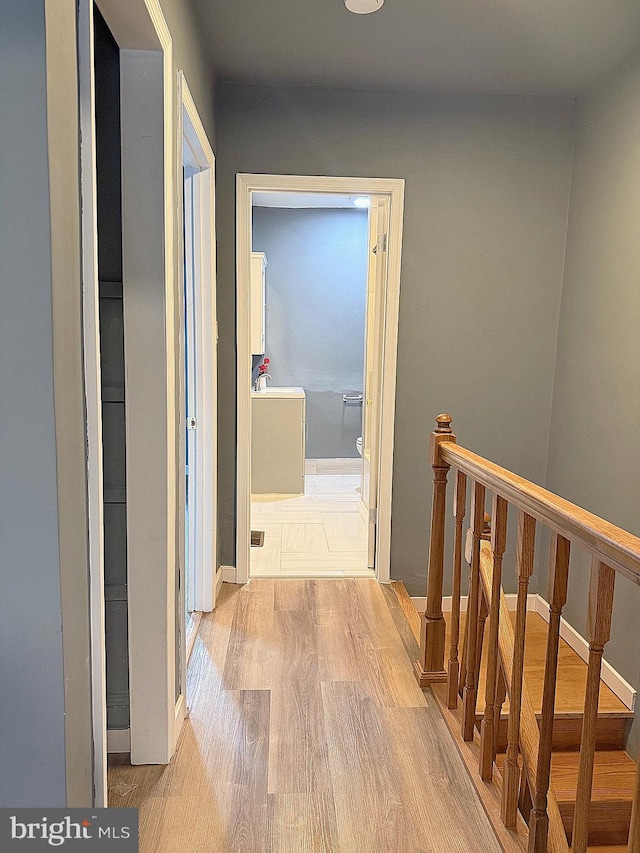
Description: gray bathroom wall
215,83,576,591
545,53,640,754
252,207,368,458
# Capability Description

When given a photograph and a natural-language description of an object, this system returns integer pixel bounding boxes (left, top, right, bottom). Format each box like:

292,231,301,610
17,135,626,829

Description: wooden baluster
502,511,536,828
458,607,469,697
476,591,489,686
458,528,473,696
528,533,570,853
462,480,486,741
629,752,640,853
458,515,491,698
467,589,490,744
571,559,616,853
416,415,457,686
447,471,467,709
493,665,507,765
480,494,508,780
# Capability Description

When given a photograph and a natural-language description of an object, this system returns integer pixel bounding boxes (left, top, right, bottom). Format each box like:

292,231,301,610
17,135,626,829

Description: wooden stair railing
415,415,640,853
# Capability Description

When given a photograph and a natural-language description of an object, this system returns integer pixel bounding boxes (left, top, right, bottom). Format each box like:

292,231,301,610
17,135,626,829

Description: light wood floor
109,579,502,852
251,459,372,578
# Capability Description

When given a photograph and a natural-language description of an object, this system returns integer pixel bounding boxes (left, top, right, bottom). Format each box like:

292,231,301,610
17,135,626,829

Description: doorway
249,195,372,578
235,175,405,585
79,0,218,801
80,0,180,774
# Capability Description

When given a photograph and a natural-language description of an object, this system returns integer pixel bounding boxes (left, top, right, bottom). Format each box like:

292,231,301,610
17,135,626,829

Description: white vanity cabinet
250,251,267,355
251,388,305,494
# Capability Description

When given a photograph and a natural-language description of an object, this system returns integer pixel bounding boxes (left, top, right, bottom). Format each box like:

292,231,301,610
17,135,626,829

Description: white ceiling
195,0,640,96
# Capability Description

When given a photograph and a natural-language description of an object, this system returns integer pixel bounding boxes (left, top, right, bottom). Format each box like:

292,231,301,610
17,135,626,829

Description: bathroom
249,192,372,577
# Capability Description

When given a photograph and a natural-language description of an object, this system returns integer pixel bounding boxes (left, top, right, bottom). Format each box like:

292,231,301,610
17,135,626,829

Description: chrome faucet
255,373,272,391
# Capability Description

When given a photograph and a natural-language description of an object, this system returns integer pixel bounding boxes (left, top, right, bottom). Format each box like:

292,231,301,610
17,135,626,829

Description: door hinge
369,507,378,524
187,416,197,430
372,233,387,255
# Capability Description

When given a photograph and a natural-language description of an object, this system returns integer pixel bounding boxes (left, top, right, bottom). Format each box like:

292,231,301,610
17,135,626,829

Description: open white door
179,73,218,620
183,171,198,621
362,195,390,569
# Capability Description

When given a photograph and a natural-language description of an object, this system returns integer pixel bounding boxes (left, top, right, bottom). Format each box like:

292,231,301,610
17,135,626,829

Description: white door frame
235,174,405,585
77,0,107,806
363,195,391,569
177,71,218,619
80,0,184,782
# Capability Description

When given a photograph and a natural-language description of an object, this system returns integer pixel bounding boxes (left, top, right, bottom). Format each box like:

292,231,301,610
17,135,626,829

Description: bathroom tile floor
250,458,374,578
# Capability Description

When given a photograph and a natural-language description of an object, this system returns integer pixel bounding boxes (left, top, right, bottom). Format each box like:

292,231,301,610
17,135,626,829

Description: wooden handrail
440,442,640,585
416,415,640,853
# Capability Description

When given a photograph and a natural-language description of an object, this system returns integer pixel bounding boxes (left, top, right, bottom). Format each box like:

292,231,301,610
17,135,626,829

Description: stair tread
586,847,627,852
442,609,632,717
550,750,636,802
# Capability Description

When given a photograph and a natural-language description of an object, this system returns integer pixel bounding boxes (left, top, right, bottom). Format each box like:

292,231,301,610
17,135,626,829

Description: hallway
108,579,501,852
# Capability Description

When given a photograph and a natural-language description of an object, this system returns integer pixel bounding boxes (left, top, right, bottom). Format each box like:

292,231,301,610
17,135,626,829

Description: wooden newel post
415,414,456,687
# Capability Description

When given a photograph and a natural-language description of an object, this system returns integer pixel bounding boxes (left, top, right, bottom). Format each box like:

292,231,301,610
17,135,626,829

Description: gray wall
545,54,640,753
155,0,216,144
0,0,91,807
215,84,575,587
252,207,368,458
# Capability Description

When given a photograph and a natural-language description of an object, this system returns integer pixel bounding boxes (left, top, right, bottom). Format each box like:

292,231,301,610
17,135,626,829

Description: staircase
400,414,640,853
393,581,637,851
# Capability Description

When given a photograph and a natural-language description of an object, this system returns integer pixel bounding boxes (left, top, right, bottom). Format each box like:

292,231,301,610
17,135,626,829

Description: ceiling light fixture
345,0,384,14
351,196,371,208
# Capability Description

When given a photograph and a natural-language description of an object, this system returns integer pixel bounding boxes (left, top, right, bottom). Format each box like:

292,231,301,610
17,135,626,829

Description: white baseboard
214,565,224,597
186,611,203,663
410,592,636,711
107,728,131,754
410,594,537,613
534,595,636,712
219,565,237,584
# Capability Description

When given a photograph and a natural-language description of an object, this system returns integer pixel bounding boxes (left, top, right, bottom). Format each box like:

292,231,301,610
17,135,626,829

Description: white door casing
77,0,107,806
83,0,183,771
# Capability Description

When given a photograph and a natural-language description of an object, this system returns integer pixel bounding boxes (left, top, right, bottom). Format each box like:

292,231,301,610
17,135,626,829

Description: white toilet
355,436,363,456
